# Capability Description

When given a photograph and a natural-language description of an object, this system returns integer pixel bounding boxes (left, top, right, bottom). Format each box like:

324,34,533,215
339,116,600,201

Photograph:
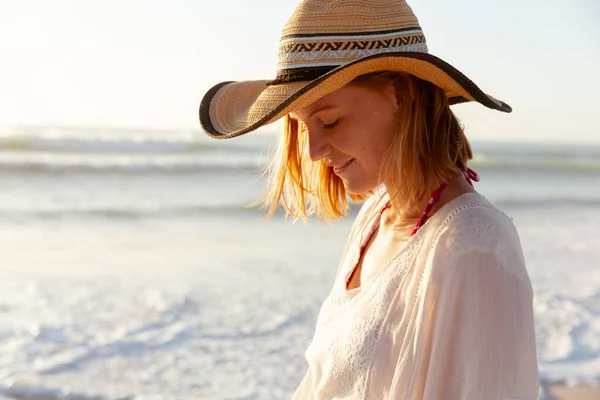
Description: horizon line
1,122,598,147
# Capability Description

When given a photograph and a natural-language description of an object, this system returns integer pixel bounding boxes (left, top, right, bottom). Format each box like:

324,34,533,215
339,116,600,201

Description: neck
381,173,475,229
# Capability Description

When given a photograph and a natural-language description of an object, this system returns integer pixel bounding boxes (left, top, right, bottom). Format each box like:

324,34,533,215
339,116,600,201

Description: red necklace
347,168,479,288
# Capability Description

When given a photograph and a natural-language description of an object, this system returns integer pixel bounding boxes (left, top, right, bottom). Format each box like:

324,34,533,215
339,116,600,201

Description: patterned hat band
270,27,428,85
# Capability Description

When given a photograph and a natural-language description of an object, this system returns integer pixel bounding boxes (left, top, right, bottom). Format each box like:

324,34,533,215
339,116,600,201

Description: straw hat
199,0,511,139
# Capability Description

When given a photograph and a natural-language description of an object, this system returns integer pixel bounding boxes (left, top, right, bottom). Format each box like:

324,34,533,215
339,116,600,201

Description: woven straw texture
200,0,510,139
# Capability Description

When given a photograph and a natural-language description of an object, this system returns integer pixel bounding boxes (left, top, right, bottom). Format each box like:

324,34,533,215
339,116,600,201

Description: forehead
289,85,370,120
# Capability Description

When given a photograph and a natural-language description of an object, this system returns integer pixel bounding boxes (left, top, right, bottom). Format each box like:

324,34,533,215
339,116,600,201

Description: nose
306,127,331,162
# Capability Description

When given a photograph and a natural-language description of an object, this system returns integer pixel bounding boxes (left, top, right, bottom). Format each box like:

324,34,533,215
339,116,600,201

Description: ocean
0,125,599,399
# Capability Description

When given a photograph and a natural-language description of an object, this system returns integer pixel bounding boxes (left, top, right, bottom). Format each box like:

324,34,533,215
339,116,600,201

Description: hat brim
199,52,511,139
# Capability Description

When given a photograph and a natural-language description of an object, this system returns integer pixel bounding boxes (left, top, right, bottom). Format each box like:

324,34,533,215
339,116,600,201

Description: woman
199,1,539,399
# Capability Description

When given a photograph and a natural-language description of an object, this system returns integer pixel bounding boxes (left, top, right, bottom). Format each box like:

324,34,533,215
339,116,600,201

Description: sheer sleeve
383,207,540,400
376,208,539,400
415,250,540,400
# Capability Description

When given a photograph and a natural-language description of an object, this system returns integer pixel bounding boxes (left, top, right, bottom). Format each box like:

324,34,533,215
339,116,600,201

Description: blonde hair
258,71,473,221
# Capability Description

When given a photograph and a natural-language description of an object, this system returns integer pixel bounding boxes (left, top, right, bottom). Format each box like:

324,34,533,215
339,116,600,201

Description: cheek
378,114,398,142
334,112,397,163
364,120,397,164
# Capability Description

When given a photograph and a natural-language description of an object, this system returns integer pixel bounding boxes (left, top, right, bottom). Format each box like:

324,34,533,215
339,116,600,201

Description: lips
334,159,353,169
333,158,354,173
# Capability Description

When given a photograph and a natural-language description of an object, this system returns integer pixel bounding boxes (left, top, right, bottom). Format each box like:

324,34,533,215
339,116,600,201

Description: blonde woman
199,1,539,399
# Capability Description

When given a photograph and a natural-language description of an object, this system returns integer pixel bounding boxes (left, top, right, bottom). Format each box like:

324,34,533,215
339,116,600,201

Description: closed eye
323,119,340,130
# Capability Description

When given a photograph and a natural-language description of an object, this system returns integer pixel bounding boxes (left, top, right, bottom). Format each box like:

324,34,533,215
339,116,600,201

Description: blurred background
0,1,598,399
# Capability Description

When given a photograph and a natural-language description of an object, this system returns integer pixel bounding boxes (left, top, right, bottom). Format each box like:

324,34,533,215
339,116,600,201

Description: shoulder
433,193,520,253
428,193,529,279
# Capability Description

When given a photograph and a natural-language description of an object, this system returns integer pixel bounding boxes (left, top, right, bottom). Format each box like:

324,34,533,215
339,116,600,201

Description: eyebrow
290,105,339,121
309,105,338,118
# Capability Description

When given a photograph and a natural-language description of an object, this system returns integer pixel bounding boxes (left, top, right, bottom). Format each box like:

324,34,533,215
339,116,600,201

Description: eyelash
323,119,340,130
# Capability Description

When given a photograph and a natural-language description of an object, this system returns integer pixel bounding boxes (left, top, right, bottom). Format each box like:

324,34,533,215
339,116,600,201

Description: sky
0,0,598,143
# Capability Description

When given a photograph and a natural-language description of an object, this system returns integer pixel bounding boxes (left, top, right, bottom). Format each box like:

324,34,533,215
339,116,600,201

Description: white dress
292,192,539,400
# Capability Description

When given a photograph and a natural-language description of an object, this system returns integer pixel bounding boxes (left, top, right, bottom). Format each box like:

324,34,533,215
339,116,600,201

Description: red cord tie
464,167,480,187
347,169,479,287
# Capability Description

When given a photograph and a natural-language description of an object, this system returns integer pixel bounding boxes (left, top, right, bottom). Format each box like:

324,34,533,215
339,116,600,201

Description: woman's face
289,83,400,194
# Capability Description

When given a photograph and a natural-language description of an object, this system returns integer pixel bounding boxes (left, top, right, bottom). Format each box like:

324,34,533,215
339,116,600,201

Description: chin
342,179,377,195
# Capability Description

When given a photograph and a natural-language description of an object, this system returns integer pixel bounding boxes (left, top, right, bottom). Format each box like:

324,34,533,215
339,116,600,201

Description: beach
542,383,600,400
3,384,600,400
0,126,599,399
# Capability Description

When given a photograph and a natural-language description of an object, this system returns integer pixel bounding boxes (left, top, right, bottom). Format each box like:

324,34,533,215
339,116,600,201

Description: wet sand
543,382,600,400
